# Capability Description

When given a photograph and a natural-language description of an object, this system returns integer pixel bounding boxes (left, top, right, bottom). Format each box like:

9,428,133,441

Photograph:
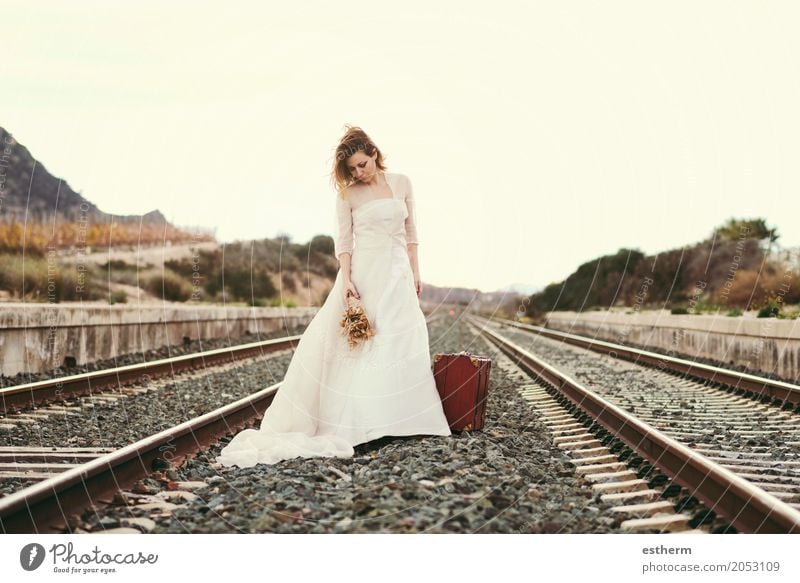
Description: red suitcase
432,350,492,432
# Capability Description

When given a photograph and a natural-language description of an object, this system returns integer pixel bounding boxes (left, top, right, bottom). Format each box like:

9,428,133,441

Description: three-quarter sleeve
404,175,419,245
334,194,354,258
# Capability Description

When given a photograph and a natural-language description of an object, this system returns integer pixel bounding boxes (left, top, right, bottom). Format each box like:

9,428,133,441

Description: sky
2,0,799,292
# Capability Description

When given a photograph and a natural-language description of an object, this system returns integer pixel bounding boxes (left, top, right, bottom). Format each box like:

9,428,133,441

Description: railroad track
0,310,447,534
467,314,800,533
487,315,800,409
0,309,447,421
0,336,301,416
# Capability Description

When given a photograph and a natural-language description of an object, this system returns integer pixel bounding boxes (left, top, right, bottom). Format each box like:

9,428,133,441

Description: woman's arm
403,176,422,296
407,243,422,296
339,252,353,282
334,194,354,281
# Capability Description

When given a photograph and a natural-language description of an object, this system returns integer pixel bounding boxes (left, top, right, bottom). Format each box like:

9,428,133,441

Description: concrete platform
545,309,800,382
0,302,318,376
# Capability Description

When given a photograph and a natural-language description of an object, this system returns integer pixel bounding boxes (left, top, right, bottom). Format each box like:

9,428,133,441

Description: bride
217,125,451,467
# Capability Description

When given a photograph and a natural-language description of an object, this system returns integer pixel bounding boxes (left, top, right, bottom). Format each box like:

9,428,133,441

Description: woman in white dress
217,126,451,467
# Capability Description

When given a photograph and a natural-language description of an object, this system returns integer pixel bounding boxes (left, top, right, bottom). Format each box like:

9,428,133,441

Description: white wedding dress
217,171,451,467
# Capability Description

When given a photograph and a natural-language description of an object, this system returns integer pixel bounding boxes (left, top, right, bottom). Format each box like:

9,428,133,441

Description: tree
712,218,779,245
309,234,335,256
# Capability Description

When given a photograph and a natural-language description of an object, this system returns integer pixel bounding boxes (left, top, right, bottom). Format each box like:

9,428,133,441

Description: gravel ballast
0,327,306,498
67,313,626,534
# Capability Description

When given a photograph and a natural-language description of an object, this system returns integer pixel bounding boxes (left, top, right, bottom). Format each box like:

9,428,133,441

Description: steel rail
0,336,300,415
476,314,800,408
467,315,800,534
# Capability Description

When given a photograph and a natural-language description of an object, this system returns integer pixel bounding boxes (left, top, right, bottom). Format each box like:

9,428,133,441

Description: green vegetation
529,248,646,314
713,218,779,245
757,298,781,318
754,297,800,319
0,233,339,305
778,308,800,320
108,289,128,304
162,236,337,305
524,217,800,319
144,269,193,302
0,253,106,302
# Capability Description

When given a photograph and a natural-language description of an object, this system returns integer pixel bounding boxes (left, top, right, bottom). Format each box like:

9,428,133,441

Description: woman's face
345,151,378,183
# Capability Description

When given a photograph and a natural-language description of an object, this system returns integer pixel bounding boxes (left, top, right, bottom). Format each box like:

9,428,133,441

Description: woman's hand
413,273,422,297
342,279,360,303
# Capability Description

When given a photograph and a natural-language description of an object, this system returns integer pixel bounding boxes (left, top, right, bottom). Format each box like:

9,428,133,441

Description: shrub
281,271,297,292
670,306,690,315
757,298,781,318
100,259,137,271
0,253,105,301
726,308,743,317
267,297,297,307
689,299,724,314
145,269,193,302
109,289,128,304
309,234,335,256
778,308,800,320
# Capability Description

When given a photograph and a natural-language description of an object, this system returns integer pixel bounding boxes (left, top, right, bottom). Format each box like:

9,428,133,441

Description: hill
523,218,798,318
0,127,168,225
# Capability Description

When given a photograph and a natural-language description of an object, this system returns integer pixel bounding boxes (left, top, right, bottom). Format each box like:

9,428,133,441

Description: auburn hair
330,125,387,199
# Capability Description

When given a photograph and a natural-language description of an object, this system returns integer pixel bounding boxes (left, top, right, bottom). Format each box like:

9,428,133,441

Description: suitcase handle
433,350,473,363
432,350,484,368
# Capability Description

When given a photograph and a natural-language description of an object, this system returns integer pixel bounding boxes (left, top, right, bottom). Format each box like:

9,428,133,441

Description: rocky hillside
0,126,166,225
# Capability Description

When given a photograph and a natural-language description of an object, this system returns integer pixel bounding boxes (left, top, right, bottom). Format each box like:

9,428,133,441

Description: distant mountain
420,281,531,314
496,282,541,295
0,126,167,225
420,283,484,305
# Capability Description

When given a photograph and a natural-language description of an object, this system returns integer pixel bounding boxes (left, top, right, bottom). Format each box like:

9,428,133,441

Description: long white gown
217,171,451,467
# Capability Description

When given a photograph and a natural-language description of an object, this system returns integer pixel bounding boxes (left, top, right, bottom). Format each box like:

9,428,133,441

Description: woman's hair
331,125,387,199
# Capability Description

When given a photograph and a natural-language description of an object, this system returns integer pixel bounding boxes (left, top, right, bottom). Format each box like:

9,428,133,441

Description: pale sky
2,0,799,292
